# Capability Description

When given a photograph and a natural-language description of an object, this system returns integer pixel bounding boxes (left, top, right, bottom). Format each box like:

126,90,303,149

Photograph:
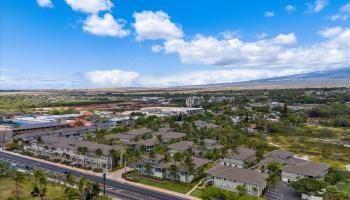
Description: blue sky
1,0,349,89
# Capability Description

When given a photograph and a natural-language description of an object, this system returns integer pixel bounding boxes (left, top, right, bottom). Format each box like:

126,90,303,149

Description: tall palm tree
78,177,91,200
11,171,25,200
109,149,118,169
184,156,195,182
38,171,47,200
77,146,88,166
169,164,177,181
95,148,103,169
163,154,169,180
144,163,152,176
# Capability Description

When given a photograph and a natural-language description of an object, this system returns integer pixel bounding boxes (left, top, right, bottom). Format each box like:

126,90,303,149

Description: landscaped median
122,170,199,194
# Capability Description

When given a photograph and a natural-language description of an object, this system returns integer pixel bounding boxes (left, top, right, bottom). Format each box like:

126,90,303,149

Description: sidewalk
2,150,201,200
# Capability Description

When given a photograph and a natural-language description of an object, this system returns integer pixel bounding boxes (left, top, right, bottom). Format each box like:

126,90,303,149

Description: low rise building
220,147,256,168
194,120,219,129
24,136,123,170
207,165,267,197
168,141,194,157
260,150,329,183
282,161,329,182
153,131,186,143
132,154,209,183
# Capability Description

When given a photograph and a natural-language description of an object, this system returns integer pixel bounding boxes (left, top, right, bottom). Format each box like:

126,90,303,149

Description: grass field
266,133,350,169
124,171,198,194
0,176,65,200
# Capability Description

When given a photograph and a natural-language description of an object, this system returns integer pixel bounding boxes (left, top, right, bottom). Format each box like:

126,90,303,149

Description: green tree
144,163,152,176
290,178,327,196
78,146,89,166
0,161,14,176
64,187,80,200
11,171,25,200
236,185,247,196
95,148,103,168
169,164,178,181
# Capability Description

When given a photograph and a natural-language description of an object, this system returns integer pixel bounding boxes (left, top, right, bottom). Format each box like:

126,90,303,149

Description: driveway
264,182,300,200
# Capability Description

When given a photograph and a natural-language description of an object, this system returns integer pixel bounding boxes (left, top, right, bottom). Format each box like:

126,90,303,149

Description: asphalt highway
0,151,189,200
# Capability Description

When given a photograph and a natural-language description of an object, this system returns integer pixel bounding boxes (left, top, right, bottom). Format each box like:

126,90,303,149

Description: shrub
93,168,103,173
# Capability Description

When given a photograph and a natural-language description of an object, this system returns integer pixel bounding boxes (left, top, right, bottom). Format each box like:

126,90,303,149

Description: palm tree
144,163,152,176
184,156,195,182
109,149,119,169
78,177,91,200
11,171,25,200
64,172,74,189
32,169,42,196
169,164,177,181
95,148,103,169
38,171,47,200
163,154,170,180
77,146,88,166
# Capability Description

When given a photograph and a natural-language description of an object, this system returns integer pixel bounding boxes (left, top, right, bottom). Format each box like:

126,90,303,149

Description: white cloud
220,31,241,39
65,0,113,14
151,45,164,53
318,27,343,38
84,69,140,87
133,11,183,40
158,28,350,72
330,1,350,21
37,0,53,8
307,0,328,13
264,11,275,17
272,33,297,45
285,5,295,14
83,68,309,87
257,33,268,39
83,14,129,37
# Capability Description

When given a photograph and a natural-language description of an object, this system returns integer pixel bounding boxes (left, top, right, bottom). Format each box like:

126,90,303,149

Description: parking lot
264,182,300,200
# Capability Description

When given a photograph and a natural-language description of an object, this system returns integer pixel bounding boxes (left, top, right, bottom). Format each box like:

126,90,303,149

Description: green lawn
337,182,350,194
0,176,65,200
124,171,198,194
190,188,203,198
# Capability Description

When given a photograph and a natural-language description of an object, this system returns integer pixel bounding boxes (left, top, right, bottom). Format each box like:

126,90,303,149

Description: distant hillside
255,67,350,82
180,67,350,90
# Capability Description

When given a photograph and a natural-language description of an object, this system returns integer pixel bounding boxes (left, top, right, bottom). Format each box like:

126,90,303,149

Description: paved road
264,182,300,200
0,151,189,200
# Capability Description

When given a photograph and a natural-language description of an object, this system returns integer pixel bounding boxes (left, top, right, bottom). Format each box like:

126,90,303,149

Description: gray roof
207,165,267,186
153,131,186,140
194,120,219,129
138,137,157,146
15,126,96,140
269,150,294,158
283,161,329,177
126,128,153,136
116,133,135,141
203,139,218,145
168,141,193,150
39,136,122,156
142,154,164,163
192,157,210,168
226,147,256,161
260,156,306,166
